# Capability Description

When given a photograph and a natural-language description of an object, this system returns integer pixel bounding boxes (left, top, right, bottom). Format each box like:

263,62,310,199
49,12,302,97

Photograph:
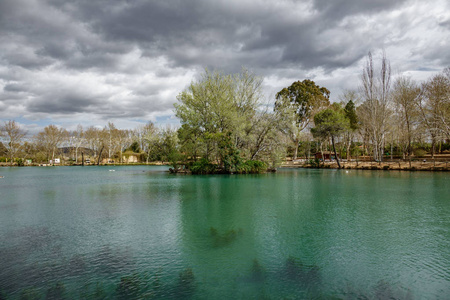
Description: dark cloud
0,0,449,127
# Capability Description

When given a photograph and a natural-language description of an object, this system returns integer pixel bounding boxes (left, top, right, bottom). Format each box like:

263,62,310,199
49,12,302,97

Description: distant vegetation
1,53,449,170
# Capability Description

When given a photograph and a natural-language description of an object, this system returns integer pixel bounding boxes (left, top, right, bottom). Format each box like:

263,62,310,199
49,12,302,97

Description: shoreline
281,160,450,171
1,161,449,172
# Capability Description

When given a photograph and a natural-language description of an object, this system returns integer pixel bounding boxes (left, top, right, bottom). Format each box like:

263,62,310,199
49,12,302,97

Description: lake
0,166,449,299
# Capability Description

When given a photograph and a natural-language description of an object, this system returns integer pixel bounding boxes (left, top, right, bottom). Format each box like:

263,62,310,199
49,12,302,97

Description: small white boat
109,170,115,172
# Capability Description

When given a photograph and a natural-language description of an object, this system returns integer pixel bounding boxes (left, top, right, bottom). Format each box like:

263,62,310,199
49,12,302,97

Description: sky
1,0,449,134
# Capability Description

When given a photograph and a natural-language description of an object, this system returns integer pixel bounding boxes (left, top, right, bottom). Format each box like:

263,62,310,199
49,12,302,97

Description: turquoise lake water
0,166,449,299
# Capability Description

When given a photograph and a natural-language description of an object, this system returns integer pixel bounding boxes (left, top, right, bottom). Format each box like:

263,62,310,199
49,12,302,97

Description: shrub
307,158,321,168
189,158,218,174
236,160,267,174
16,158,24,166
414,149,427,158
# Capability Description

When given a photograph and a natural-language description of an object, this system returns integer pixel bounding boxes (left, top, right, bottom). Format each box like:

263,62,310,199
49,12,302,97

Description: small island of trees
1,52,450,172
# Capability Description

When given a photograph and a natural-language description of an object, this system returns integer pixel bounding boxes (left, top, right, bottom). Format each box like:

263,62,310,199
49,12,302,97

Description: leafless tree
1,120,27,165
35,125,68,164
359,51,392,162
392,76,421,159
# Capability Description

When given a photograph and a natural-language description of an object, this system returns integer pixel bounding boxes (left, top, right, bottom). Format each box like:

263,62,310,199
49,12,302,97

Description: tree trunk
97,146,104,165
82,152,84,166
292,138,299,160
331,135,341,168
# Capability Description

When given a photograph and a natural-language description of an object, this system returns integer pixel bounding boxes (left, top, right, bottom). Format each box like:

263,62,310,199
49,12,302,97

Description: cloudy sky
1,0,449,133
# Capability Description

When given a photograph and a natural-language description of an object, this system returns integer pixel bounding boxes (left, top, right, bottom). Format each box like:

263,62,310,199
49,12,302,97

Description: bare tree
418,72,450,157
142,122,158,163
70,125,85,164
359,51,392,162
35,125,68,165
392,76,421,159
1,120,27,166
117,129,132,164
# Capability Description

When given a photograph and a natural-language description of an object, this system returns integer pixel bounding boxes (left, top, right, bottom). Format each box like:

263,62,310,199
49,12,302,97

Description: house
315,151,339,161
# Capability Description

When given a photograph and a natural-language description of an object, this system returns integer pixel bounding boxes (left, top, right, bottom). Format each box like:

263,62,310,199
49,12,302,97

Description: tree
35,125,68,164
392,76,420,159
418,71,450,157
339,90,360,160
359,51,392,162
311,107,349,168
1,120,27,166
70,125,84,164
275,79,330,159
141,122,158,163
175,69,266,167
106,122,121,162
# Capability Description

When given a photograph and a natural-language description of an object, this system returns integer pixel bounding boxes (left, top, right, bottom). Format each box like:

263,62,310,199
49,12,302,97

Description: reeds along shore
282,160,450,171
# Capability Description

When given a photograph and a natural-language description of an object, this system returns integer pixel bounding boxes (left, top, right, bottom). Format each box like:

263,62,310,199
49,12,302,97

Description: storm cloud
0,0,449,131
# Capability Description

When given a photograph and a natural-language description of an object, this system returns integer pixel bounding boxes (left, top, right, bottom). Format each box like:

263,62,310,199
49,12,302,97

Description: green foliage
168,150,184,170
275,79,330,129
188,158,267,174
307,158,321,168
344,100,359,130
236,160,267,174
311,108,349,139
413,149,427,158
174,69,278,168
0,157,6,162
128,141,140,153
16,158,24,166
189,158,218,174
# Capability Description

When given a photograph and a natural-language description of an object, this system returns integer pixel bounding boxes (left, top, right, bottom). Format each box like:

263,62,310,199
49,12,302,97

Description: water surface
0,166,449,299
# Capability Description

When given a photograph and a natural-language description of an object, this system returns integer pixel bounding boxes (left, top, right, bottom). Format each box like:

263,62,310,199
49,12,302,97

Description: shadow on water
79,282,108,300
339,280,414,300
93,245,135,276
281,256,321,286
176,268,196,299
46,282,67,300
19,287,41,300
209,227,243,248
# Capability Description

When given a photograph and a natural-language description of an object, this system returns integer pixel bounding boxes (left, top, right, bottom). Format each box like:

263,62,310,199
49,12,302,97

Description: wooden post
82,152,84,166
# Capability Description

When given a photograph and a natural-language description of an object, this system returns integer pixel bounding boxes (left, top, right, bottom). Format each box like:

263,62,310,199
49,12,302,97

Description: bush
188,159,267,174
236,160,267,174
307,158,321,168
189,158,218,174
414,149,427,158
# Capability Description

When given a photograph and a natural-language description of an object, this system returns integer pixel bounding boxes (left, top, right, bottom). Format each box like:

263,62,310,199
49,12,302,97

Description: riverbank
281,160,450,171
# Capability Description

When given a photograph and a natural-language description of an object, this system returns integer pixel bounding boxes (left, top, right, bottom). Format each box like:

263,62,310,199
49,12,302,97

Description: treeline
1,53,449,170
0,121,180,166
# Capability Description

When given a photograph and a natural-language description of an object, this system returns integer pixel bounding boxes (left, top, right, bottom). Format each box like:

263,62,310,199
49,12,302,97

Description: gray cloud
0,0,449,129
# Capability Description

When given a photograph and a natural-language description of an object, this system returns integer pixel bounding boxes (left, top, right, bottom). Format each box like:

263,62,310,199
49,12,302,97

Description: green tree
344,99,359,159
311,107,349,168
275,79,330,159
175,69,266,168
